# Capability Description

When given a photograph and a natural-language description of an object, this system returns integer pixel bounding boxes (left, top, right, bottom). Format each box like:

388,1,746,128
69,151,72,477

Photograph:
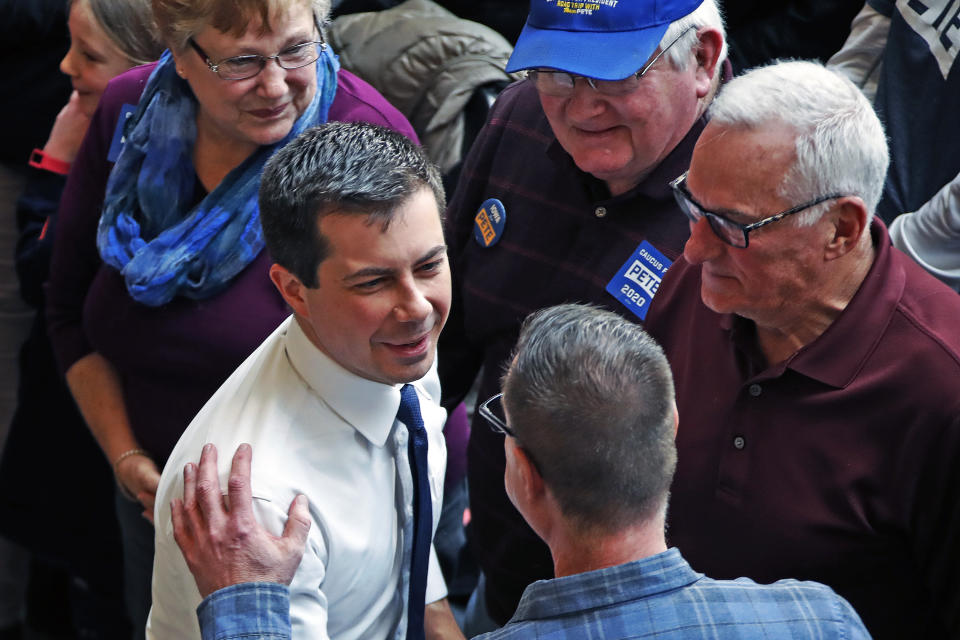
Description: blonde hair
151,0,331,52
71,0,165,65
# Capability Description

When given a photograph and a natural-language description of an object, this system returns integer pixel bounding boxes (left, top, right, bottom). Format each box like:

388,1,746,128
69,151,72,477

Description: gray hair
659,0,728,71
259,122,445,288
151,0,332,52
502,304,677,534
73,0,165,65
706,59,889,225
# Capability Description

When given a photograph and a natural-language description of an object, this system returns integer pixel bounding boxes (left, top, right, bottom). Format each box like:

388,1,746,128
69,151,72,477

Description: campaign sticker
473,198,506,247
605,240,672,321
107,103,138,163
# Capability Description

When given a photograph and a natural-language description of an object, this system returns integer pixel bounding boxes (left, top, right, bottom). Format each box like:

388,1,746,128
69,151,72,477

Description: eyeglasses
479,393,542,471
188,35,327,81
525,26,695,97
670,172,843,248
478,393,515,437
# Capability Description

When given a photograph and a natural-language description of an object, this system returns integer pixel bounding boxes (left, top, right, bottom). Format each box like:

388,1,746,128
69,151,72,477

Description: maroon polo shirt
645,220,960,639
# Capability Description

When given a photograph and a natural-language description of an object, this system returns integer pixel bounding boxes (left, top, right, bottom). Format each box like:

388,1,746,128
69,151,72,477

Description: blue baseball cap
506,0,704,81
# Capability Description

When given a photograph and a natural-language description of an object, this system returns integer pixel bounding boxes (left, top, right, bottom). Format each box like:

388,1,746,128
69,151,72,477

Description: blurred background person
331,0,528,44
829,0,959,225
0,0,162,638
44,0,417,637
0,2,69,635
829,1,960,291
722,0,863,73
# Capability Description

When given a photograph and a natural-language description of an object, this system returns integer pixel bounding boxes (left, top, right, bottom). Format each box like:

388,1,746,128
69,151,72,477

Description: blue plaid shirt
475,548,871,640
196,549,870,639
198,583,291,640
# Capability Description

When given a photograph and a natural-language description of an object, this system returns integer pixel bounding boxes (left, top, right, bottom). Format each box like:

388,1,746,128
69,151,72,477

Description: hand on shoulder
171,443,312,597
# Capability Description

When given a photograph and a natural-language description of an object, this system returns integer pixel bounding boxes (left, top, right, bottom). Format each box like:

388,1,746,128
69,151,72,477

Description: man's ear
693,28,723,97
505,438,553,540
269,263,310,318
825,196,870,260
506,438,544,504
514,444,545,500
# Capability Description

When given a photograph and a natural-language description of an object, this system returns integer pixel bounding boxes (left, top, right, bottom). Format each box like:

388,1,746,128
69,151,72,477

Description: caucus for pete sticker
473,198,506,248
606,240,671,321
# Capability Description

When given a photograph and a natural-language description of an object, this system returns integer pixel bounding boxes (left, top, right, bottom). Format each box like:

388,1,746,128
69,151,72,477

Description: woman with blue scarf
45,1,417,636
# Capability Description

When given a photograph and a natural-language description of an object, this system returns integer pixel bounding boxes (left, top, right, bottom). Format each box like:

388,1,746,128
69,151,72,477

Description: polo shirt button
733,435,746,450
748,383,762,397
595,206,607,218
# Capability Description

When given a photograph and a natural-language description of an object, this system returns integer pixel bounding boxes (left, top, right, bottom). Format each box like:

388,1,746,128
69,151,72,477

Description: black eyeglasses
188,34,327,81
525,26,694,97
670,172,843,248
479,393,541,472
478,393,515,437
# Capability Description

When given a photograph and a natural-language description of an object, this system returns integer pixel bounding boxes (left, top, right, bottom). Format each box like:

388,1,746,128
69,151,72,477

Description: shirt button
733,436,746,450
595,206,607,218
748,383,762,397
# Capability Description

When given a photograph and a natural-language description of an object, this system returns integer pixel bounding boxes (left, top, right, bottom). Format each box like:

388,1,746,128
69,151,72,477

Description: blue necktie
397,384,431,640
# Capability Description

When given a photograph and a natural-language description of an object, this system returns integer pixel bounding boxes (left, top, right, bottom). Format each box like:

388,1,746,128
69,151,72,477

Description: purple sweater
47,63,418,465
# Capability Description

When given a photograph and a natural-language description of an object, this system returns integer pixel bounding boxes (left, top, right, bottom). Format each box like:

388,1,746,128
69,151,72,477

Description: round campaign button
473,198,506,248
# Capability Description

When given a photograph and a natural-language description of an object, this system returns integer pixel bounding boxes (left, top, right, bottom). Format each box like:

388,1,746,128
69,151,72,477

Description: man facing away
148,122,463,639
438,0,729,626
165,303,872,639
646,60,960,638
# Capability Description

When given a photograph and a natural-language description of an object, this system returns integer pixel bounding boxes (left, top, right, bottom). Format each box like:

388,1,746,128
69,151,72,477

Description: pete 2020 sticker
605,240,672,321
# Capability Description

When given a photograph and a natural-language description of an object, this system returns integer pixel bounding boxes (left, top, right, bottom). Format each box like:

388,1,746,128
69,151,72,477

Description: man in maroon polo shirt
646,60,960,639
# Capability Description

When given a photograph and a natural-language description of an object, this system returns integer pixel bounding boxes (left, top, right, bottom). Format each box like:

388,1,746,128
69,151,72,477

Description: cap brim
505,21,671,81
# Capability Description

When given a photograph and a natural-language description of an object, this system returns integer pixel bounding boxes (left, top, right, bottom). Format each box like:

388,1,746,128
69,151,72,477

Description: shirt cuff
197,583,292,640
424,545,448,604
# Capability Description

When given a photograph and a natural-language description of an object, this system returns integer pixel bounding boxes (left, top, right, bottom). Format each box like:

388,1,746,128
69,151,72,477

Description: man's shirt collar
283,317,403,448
725,220,901,388
510,548,702,623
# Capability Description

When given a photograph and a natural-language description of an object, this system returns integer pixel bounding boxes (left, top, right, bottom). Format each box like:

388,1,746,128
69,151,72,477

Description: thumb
282,494,311,548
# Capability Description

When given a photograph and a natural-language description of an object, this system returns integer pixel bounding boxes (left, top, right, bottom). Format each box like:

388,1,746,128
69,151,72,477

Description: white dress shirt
148,315,447,640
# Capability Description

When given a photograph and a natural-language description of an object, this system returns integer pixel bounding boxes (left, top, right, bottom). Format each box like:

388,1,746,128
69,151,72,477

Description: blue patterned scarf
97,47,339,306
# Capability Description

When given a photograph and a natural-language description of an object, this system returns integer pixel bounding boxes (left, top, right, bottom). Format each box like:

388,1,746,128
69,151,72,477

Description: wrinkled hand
115,453,160,523
171,443,311,598
42,91,92,165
